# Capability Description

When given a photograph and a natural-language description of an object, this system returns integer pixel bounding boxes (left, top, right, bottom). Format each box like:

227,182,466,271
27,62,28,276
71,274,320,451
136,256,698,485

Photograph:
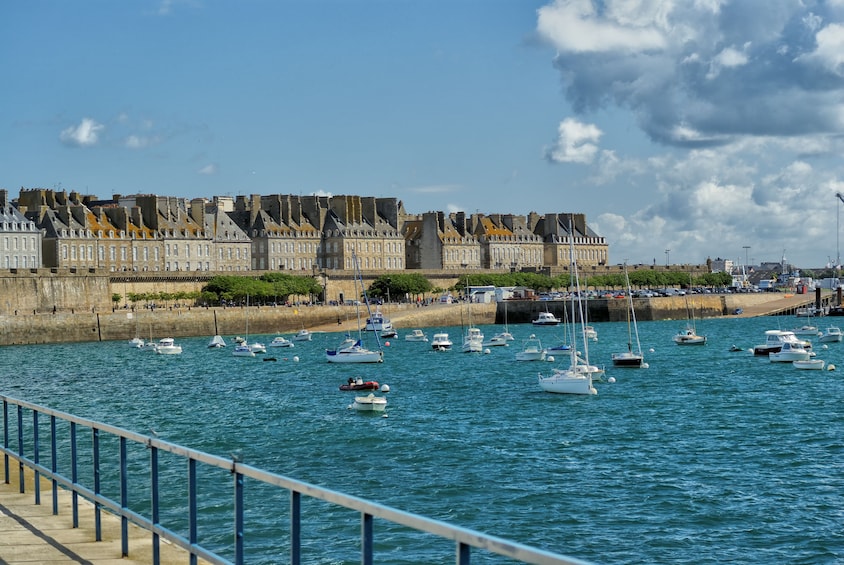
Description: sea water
1,315,842,564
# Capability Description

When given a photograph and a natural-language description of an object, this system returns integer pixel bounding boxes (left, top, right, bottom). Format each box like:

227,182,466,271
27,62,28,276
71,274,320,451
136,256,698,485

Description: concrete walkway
0,460,205,564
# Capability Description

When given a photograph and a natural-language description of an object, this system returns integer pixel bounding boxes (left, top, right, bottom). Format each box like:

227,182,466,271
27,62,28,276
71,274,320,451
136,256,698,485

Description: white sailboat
674,295,706,345
487,300,514,345
325,254,384,363
538,218,598,395
233,295,262,357
461,279,483,353
612,263,646,368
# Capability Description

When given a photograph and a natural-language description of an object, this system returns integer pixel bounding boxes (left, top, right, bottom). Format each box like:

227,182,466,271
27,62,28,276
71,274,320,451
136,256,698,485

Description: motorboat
128,337,145,348
462,327,484,353
483,333,510,347
232,344,255,357
404,329,428,342
532,311,561,326
769,342,811,363
364,308,393,333
248,342,267,354
431,333,452,351
792,324,820,337
349,393,387,412
207,335,226,348
380,328,398,339
793,359,826,370
292,329,313,342
326,339,384,363
673,327,707,345
515,334,546,361
753,330,811,356
268,336,294,348
819,326,843,343
584,325,598,341
340,378,380,391
154,337,182,355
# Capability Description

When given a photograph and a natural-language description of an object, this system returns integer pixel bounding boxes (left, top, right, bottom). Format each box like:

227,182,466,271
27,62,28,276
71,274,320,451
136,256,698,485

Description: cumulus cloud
536,0,844,146
59,118,104,147
546,118,602,163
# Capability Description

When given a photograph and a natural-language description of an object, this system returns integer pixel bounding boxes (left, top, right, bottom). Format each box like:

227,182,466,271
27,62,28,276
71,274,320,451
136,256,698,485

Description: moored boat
154,337,183,355
404,329,428,342
269,336,294,348
349,393,387,412
532,311,561,326
819,326,843,343
340,378,380,391
207,335,226,348
793,358,825,370
431,333,452,351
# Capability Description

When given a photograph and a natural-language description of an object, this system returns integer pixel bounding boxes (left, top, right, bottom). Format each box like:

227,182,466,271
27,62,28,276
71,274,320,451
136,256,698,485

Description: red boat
339,378,380,391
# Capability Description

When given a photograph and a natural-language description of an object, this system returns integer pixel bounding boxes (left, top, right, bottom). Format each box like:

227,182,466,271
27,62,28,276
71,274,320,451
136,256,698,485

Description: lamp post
743,246,750,268
665,249,670,267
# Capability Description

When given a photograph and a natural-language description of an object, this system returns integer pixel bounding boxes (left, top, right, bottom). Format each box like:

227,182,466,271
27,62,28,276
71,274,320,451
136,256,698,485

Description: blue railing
1,395,591,565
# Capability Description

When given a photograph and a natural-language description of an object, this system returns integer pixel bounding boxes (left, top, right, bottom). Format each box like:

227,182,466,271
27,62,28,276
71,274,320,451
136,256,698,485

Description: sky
4,1,844,270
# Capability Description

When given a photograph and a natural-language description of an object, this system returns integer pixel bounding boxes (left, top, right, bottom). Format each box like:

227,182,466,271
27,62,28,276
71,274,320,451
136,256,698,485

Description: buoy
608,376,616,383
546,355,555,362
382,413,389,418
828,364,836,371
822,344,829,350
293,356,299,362
381,384,391,392
648,348,655,353
641,362,649,369
385,341,390,347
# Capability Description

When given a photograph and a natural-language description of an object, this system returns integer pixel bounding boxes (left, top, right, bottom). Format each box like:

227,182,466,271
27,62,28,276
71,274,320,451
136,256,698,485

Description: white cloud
59,118,104,147
546,118,602,163
409,184,461,194
198,163,218,175
805,23,844,75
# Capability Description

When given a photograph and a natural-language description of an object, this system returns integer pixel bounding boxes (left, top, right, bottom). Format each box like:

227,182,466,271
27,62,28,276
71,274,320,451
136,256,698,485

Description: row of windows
1,223,36,232
343,256,404,270
490,247,543,263
2,255,37,268
344,241,403,254
3,236,37,252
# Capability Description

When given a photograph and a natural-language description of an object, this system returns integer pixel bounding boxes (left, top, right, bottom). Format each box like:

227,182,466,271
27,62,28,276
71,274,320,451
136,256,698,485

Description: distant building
0,189,40,269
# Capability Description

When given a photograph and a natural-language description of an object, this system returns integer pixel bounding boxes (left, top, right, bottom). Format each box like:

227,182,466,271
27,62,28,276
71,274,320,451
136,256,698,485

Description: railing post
120,436,128,557
290,491,301,565
151,445,160,565
93,427,101,541
188,457,197,565
3,400,8,485
361,512,373,565
71,421,78,527
457,542,471,564
234,466,244,565
17,405,23,493
33,410,40,505
50,415,58,515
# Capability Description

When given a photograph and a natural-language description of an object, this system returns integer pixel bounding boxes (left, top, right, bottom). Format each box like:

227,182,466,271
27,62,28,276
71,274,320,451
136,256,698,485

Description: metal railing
1,395,591,565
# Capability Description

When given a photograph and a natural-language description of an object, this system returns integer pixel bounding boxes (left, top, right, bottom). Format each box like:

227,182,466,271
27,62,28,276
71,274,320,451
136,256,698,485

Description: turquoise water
2,316,843,564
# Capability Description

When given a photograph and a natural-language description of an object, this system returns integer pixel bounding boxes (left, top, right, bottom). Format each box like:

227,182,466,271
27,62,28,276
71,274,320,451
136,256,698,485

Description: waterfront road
0,459,204,564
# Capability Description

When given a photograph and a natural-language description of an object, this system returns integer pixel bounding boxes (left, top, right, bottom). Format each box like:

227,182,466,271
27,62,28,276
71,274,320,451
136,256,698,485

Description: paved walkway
0,459,204,564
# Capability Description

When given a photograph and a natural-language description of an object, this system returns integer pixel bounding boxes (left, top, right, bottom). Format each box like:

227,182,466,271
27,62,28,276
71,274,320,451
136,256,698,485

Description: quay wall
0,293,823,347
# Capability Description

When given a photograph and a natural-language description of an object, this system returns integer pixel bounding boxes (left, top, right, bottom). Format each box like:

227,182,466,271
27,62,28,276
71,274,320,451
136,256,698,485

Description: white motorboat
292,329,313,342
268,336,294,348
793,359,826,370
404,329,428,342
232,344,255,357
154,337,183,355
483,333,510,347
349,393,387,412
532,311,561,326
753,330,811,356
584,325,598,341
462,327,484,353
364,308,393,333
515,334,546,361
769,341,811,363
128,337,145,348
431,333,452,351
248,342,267,354
819,326,842,343
207,335,226,348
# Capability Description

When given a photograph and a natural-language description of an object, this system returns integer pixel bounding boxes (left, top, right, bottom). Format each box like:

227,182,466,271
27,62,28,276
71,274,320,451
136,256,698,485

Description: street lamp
665,249,670,267
743,246,750,268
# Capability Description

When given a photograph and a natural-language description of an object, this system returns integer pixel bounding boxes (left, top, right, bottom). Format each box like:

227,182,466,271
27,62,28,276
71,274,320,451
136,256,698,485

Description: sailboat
486,300,514,346
325,254,384,363
612,263,646,367
461,280,483,353
674,296,706,345
233,295,260,357
538,218,598,395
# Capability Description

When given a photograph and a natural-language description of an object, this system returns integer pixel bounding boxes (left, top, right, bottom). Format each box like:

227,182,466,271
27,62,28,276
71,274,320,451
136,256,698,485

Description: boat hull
611,353,643,367
538,371,597,395
325,349,384,363
793,359,825,370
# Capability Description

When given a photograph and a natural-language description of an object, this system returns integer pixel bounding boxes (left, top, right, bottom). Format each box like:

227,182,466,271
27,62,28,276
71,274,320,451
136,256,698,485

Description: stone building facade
10,187,608,273
0,189,40,269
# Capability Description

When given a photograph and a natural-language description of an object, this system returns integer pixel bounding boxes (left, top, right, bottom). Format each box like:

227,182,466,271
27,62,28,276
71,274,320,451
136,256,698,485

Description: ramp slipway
731,293,826,318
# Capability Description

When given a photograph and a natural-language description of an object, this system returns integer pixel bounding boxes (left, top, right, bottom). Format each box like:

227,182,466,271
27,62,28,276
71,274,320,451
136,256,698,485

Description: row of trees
116,270,736,308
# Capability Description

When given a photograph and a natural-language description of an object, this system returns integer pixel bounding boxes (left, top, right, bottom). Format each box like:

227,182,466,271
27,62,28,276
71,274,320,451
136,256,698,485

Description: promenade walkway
0,460,202,565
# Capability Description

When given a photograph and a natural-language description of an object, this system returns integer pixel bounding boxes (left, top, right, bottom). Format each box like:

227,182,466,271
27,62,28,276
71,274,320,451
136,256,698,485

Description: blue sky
4,1,844,269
